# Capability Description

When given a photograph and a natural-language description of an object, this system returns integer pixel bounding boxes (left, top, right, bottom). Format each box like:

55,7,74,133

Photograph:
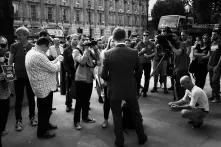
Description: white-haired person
8,26,37,131
169,75,209,128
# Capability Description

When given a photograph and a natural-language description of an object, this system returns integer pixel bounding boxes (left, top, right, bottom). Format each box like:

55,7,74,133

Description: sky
149,0,157,15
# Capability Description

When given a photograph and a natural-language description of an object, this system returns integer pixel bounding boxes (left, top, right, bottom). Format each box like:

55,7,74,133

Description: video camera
156,34,176,55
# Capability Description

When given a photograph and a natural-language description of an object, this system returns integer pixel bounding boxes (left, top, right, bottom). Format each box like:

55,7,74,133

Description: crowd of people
0,24,221,147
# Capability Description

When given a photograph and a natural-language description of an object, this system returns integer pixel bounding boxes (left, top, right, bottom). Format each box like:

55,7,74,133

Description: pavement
2,75,221,147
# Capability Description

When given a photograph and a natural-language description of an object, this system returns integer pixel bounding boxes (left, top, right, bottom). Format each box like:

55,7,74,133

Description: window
119,15,123,26
98,0,103,6
31,5,37,21
62,8,68,22
47,7,53,22
13,3,19,20
98,13,102,24
100,29,104,36
76,10,80,23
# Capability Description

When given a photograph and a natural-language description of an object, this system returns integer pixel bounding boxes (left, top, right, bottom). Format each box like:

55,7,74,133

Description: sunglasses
143,34,149,37
0,44,7,48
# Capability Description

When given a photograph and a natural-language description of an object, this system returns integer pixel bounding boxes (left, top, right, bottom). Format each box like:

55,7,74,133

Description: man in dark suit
101,28,147,147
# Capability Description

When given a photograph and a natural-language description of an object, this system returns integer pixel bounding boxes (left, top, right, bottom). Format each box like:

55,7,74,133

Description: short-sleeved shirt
182,85,209,112
208,40,221,67
136,41,155,63
10,42,34,78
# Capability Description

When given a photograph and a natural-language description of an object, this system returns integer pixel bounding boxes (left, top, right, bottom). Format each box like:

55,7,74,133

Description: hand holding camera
57,55,64,62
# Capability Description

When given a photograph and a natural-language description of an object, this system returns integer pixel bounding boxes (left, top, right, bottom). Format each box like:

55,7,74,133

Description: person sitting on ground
168,75,209,128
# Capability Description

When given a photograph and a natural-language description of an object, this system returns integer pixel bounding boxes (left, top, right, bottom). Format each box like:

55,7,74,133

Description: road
2,76,221,147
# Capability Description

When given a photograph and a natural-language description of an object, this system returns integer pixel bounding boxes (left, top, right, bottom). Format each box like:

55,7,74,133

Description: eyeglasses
143,35,149,37
0,44,7,48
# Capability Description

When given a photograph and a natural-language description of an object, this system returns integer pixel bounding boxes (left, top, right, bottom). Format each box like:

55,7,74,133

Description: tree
151,0,185,29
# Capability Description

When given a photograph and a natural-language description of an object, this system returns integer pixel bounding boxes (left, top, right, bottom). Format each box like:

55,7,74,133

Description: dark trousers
74,81,93,124
14,78,35,121
0,99,9,133
174,70,189,100
103,86,110,120
65,74,75,108
194,63,208,89
110,96,145,145
208,66,221,99
136,62,151,94
37,92,53,135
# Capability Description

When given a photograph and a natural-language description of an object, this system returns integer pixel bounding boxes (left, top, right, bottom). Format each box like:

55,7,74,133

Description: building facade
12,0,148,39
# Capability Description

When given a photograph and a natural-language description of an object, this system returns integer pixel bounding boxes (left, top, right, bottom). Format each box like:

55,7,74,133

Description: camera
83,40,97,47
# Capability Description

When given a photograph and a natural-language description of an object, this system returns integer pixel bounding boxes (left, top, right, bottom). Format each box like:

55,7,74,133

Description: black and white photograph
0,0,221,147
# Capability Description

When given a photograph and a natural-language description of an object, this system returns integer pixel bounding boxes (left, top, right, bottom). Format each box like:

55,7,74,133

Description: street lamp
184,4,191,30
88,0,92,39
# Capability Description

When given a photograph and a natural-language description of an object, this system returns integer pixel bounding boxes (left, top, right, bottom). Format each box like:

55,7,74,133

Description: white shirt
25,47,60,98
182,85,209,111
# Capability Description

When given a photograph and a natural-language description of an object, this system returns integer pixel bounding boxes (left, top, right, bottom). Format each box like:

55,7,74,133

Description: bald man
168,76,209,128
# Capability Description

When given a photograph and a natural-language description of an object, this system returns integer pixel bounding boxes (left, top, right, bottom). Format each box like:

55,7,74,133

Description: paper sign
1,65,15,81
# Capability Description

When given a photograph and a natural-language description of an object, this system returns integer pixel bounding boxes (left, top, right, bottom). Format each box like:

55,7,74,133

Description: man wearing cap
135,30,155,97
208,24,221,103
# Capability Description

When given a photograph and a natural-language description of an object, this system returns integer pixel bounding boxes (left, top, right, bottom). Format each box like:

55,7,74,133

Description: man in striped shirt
25,37,63,139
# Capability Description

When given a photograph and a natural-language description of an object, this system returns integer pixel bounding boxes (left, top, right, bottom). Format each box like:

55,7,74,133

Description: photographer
72,35,99,130
151,28,172,94
168,32,190,100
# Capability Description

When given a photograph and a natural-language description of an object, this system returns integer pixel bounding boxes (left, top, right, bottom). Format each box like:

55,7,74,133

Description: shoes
211,99,220,103
115,141,124,147
37,131,56,139
98,96,104,104
47,123,58,130
139,135,148,145
15,120,23,132
0,130,8,136
164,88,169,94
151,87,158,93
101,120,108,129
74,123,82,130
192,122,203,129
168,87,174,90
66,107,73,112
83,117,96,123
142,92,147,97
30,117,38,127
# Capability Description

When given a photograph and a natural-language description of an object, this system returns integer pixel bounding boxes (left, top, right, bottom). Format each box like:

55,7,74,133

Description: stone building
12,0,148,39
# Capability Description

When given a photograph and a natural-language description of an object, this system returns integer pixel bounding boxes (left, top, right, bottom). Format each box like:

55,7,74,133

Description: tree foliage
188,0,221,24
151,0,185,29
192,0,212,24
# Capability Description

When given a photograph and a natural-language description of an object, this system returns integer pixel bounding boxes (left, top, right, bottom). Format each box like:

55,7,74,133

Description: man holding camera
72,35,99,130
169,76,209,128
